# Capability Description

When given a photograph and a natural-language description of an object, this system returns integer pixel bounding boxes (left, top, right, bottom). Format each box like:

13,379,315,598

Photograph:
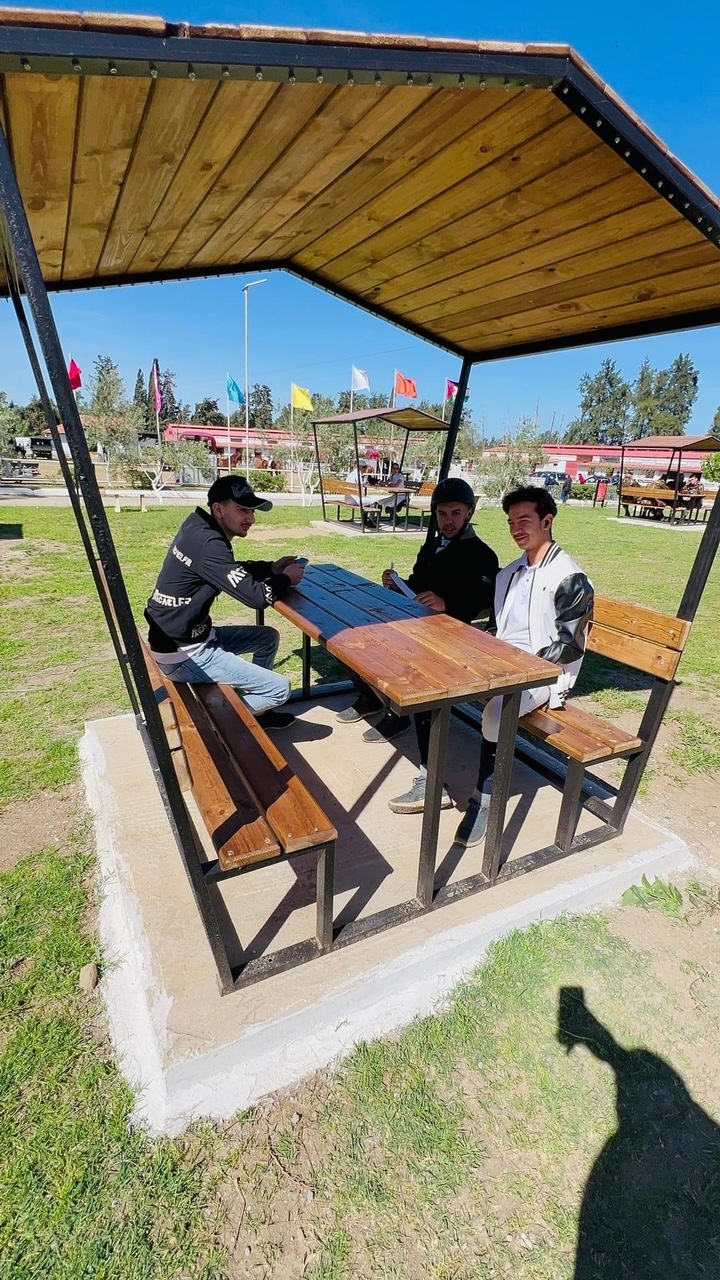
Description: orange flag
394,370,418,399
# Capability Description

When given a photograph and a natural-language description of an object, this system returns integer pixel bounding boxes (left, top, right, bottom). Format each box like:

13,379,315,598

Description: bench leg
115,497,121,513
554,759,586,853
316,841,335,951
140,493,147,513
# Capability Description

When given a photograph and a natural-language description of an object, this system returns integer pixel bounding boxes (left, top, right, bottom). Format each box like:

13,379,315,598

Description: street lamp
242,278,267,480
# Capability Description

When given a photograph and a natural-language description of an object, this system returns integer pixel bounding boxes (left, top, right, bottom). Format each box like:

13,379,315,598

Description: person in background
561,474,573,505
145,476,304,729
452,485,593,846
383,461,408,521
682,471,705,515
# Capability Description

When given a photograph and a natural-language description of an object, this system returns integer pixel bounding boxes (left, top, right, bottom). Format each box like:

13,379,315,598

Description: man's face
214,500,256,538
507,501,552,555
435,501,472,539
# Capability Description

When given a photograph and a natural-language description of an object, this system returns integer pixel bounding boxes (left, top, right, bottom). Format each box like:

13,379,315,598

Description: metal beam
438,356,473,482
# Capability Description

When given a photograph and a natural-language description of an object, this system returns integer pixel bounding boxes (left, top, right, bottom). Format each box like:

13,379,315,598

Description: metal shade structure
617,433,720,523
310,406,448,528
2,9,720,989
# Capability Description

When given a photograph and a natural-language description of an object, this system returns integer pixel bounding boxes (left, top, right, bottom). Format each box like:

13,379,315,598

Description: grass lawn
2,500,720,1278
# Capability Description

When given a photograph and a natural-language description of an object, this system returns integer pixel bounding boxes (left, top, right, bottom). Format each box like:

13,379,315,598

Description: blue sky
2,0,720,434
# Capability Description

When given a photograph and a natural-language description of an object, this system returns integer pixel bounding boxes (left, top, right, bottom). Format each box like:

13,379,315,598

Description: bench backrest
323,477,361,496
588,596,690,681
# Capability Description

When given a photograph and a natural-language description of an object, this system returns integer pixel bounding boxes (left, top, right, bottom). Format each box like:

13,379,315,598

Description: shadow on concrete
557,986,720,1279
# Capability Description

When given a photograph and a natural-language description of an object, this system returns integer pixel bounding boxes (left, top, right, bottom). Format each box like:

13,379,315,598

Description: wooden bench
509,596,690,854
321,477,383,526
406,482,436,530
106,488,164,513
137,636,338,987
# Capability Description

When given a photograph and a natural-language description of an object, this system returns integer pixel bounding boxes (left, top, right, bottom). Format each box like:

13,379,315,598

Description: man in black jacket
145,476,304,728
336,478,499,811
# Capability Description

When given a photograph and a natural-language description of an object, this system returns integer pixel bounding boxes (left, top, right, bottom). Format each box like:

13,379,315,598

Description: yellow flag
291,383,314,412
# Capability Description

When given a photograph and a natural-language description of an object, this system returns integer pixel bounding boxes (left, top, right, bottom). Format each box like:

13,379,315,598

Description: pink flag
151,359,163,415
68,358,82,390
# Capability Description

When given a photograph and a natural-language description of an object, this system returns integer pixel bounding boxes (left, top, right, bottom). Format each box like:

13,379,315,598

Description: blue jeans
156,625,290,715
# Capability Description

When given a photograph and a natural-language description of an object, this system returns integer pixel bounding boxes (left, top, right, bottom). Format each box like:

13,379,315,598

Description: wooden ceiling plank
465,276,720,354
332,116,607,290
130,80,279,274
450,258,720,346
160,83,335,273
64,75,152,280
4,71,79,281
406,217,703,329
98,79,217,277
240,87,513,267
369,173,664,313
296,89,568,273
191,86,418,268
207,86,432,268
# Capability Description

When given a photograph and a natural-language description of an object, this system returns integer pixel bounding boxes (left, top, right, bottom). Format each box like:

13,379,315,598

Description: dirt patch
249,526,320,544
0,782,83,872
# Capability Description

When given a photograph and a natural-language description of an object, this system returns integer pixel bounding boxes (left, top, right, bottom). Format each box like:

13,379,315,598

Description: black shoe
336,696,382,723
256,709,295,729
454,798,489,847
362,713,411,743
388,775,452,814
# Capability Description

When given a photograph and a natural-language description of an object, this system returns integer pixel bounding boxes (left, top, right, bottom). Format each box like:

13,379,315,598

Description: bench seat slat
163,679,281,871
196,684,337,854
519,702,643,764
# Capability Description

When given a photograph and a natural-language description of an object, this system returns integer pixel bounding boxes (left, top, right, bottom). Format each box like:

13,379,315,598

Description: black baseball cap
207,475,273,512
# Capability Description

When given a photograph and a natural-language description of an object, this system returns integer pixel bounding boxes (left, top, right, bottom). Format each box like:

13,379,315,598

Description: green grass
666,709,720,781
1,502,718,809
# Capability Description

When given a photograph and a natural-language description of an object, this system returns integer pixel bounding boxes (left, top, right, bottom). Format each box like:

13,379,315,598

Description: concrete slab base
81,702,691,1136
607,516,706,532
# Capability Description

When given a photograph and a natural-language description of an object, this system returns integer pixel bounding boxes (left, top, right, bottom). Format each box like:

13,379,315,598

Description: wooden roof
312,407,448,431
1,10,720,359
630,434,720,452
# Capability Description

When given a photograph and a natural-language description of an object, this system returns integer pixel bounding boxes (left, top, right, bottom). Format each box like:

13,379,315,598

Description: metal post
415,704,450,907
437,356,472,483
0,125,234,993
313,422,327,521
242,277,267,482
677,489,720,622
482,690,521,882
352,423,365,530
616,443,625,518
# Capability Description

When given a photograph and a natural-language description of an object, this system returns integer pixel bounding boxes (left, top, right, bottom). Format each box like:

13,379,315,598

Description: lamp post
242,278,267,481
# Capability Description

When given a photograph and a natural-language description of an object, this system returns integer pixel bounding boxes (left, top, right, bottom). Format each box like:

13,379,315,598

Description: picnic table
274,565,558,908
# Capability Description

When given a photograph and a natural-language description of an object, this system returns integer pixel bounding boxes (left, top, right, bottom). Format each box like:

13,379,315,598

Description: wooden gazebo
2,10,720,991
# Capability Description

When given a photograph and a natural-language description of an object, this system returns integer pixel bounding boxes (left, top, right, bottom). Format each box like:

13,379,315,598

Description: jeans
156,625,290,715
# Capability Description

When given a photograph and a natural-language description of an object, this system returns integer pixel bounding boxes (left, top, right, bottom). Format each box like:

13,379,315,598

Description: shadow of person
557,986,720,1279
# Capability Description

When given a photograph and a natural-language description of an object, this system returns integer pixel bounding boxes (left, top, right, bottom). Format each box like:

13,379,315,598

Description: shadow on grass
0,521,23,539
558,986,720,1279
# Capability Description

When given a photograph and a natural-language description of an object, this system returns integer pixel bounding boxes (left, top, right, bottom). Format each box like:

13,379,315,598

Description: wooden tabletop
276,564,558,710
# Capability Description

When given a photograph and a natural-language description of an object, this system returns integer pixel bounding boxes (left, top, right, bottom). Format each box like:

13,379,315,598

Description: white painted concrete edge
81,722,692,1138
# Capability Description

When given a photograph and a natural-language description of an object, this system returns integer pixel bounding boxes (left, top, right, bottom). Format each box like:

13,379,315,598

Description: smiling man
145,475,305,728
454,484,594,847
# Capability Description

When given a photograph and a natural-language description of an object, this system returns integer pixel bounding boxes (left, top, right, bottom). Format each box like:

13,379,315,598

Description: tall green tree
0,392,25,452
132,369,147,411
249,383,273,433
88,355,125,418
191,397,225,427
159,369,180,425
629,358,658,439
653,353,698,435
564,359,632,445
711,406,720,438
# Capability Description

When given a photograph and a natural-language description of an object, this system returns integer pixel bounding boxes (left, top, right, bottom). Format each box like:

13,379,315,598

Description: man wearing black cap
336,478,499,811
145,476,305,728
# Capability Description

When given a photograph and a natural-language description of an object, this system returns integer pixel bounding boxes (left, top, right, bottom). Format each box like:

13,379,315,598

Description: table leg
482,690,521,883
301,632,311,699
416,704,451,908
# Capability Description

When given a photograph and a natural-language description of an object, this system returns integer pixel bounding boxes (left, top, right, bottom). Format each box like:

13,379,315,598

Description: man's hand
272,554,298,574
283,562,305,586
381,568,398,590
416,590,445,612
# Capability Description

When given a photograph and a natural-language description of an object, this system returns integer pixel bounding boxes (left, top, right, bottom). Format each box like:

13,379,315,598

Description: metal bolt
406,72,414,86
458,74,465,89
288,69,296,83
221,65,230,79
346,70,354,85
255,66,263,80
20,57,31,71
109,61,117,75
72,58,81,73
188,64,195,80
316,69,323,83
150,62,158,79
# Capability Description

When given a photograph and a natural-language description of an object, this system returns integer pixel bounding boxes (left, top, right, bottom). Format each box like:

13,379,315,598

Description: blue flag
227,375,245,404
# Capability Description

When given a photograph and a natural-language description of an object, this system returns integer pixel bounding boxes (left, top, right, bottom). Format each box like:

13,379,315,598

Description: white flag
351,366,371,393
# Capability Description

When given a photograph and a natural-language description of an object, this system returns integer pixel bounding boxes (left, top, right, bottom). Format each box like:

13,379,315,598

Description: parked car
532,471,570,488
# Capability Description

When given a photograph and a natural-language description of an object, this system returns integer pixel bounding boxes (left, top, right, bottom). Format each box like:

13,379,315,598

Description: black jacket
404,525,499,624
145,507,292,652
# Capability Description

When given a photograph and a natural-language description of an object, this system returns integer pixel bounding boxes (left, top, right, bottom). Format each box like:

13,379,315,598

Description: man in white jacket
455,485,594,847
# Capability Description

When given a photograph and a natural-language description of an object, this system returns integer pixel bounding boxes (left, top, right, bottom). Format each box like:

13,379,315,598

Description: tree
88,355,125,418
711,406,720,439
479,418,546,499
159,369,180,425
653,354,698,436
249,383,273,433
629,358,658,439
564,359,631,445
0,392,25,453
191,397,225,427
133,368,147,412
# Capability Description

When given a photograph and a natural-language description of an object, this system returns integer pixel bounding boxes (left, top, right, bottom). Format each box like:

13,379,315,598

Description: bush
570,483,594,501
249,469,287,493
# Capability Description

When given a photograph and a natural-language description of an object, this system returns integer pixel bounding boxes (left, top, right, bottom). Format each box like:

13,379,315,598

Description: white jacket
494,542,594,709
